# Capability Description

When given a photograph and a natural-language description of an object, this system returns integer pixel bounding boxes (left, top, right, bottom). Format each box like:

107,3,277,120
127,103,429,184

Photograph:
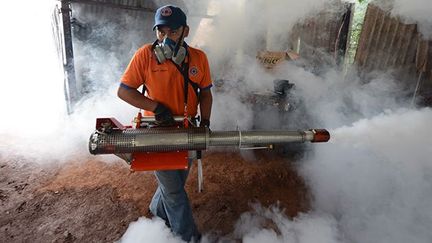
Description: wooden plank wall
287,1,352,69
355,4,432,105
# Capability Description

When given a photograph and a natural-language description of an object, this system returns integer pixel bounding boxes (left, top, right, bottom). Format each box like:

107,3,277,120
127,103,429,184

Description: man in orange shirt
117,5,212,242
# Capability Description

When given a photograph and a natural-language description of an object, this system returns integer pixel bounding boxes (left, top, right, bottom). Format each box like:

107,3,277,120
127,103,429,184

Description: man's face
155,25,188,43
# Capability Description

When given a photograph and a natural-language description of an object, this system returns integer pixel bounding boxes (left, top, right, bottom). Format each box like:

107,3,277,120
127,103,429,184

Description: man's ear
183,25,190,38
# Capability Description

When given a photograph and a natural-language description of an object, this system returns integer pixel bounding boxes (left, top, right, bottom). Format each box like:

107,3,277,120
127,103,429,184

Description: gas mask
153,37,187,65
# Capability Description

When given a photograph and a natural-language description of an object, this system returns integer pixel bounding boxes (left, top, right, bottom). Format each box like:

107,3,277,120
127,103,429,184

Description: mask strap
151,39,159,49
173,26,186,56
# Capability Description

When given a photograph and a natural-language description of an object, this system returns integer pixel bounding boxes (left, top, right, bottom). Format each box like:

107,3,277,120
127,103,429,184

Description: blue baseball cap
153,5,187,30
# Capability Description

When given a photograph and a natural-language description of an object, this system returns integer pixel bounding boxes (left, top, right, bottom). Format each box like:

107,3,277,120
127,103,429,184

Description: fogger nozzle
309,129,330,143
89,126,330,155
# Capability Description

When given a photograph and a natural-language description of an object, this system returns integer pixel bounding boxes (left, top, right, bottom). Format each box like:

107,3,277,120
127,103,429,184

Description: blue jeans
149,161,199,242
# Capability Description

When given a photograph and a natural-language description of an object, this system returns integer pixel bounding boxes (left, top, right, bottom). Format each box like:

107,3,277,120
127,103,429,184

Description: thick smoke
301,108,432,243
120,217,184,243
183,0,337,130
233,204,343,243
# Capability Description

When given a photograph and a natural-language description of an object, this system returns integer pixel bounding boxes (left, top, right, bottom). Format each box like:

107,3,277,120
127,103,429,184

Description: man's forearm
199,90,213,120
117,86,158,111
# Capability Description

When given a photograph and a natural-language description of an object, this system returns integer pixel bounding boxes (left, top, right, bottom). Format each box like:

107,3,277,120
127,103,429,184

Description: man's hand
153,103,176,126
200,118,210,128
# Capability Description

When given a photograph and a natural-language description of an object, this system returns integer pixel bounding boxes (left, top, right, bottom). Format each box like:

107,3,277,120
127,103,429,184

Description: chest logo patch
189,66,198,76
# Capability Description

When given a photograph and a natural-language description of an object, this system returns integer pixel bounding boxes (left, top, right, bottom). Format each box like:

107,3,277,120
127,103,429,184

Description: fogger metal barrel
89,127,330,155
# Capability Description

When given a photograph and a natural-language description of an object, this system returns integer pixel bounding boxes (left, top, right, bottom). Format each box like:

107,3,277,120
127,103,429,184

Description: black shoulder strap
170,59,200,101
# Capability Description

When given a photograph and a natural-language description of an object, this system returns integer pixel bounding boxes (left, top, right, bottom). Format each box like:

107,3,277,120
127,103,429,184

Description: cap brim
153,21,182,30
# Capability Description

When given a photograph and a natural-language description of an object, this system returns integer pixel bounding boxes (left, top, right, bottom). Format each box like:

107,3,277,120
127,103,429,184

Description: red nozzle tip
311,129,330,143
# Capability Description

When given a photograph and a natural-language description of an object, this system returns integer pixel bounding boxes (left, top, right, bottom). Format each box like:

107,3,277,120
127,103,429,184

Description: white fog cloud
301,108,432,243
